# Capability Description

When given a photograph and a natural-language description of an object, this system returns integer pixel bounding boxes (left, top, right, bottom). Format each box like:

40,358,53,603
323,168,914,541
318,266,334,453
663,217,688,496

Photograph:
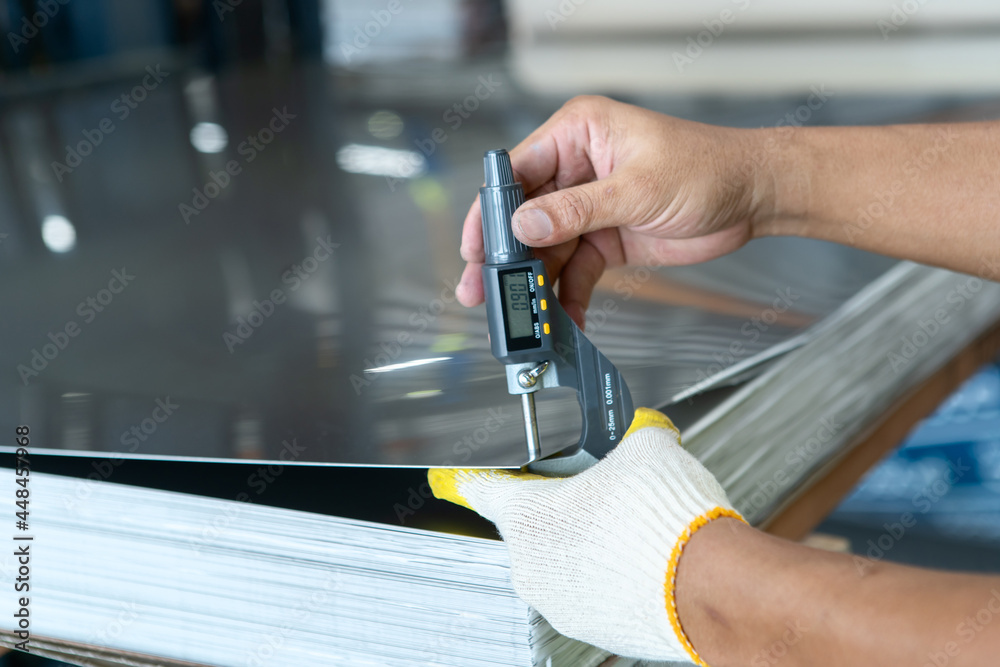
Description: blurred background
2,1,1000,661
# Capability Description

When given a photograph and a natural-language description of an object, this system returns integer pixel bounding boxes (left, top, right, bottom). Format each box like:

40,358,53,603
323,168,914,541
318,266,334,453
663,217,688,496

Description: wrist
662,511,746,666
674,517,756,666
742,126,815,241
675,518,839,667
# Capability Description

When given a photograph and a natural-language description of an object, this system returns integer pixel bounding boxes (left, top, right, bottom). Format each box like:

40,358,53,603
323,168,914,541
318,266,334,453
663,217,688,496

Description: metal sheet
0,66,896,466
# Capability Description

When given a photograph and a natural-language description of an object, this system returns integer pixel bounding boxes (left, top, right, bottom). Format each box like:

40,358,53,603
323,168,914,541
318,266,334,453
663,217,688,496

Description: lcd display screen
502,272,534,339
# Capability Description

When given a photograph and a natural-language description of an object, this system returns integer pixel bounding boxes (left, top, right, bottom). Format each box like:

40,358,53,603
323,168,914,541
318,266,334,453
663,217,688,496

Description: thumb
511,171,647,247
428,468,551,524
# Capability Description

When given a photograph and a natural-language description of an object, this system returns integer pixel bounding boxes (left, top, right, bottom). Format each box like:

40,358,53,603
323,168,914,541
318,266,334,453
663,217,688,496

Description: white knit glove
428,408,743,664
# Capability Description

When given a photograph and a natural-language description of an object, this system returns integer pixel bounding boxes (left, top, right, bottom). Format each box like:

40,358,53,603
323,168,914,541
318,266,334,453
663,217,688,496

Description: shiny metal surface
0,63,899,466
520,392,540,464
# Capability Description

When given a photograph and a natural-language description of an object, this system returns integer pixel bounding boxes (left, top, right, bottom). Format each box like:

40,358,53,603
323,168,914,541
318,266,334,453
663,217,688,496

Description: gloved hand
428,408,744,664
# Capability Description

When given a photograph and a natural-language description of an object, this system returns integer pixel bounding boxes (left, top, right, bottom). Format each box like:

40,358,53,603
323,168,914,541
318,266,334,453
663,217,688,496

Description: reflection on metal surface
189,122,229,154
335,143,427,179
41,215,76,253
367,111,404,140
520,392,540,463
0,65,900,467
364,357,451,374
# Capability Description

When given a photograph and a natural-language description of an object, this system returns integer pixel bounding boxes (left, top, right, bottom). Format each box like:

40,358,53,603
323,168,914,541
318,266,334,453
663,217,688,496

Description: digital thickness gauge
479,149,634,467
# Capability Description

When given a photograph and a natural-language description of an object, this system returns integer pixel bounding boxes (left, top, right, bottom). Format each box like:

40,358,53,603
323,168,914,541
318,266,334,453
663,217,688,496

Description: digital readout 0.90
500,269,540,349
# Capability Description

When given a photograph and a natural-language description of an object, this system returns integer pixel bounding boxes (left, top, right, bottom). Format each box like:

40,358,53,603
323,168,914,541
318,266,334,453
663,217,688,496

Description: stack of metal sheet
0,469,632,667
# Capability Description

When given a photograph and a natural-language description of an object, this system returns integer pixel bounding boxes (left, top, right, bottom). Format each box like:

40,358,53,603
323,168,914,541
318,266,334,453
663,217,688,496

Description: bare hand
456,95,773,326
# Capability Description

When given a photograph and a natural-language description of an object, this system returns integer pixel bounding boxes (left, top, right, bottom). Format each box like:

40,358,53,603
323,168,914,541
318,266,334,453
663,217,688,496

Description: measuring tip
483,149,515,187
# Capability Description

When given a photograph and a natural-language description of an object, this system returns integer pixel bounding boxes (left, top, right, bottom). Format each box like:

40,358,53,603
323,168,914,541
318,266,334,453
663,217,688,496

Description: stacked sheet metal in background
686,263,1000,523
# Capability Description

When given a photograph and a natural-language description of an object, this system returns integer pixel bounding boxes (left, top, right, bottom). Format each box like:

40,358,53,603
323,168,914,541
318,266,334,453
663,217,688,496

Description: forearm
757,121,1000,279
677,518,1000,666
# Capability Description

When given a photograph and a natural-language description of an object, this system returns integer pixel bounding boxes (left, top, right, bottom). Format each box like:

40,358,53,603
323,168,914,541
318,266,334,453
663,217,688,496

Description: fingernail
514,209,552,241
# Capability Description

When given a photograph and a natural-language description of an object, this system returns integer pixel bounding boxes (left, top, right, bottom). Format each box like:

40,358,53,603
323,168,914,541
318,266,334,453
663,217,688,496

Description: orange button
540,299,547,311
543,322,550,334
537,274,545,286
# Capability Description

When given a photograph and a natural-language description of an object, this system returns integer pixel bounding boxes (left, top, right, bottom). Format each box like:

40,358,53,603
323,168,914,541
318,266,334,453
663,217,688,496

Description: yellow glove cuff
664,507,747,667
